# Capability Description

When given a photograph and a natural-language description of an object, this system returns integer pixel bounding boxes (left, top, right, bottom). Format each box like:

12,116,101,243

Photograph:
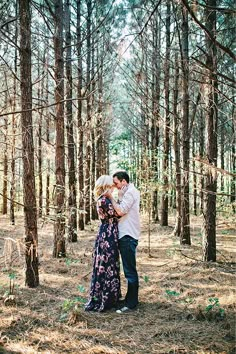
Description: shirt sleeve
118,190,135,214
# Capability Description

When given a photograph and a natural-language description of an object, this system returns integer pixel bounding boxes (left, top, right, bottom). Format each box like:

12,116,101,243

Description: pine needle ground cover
0,215,235,354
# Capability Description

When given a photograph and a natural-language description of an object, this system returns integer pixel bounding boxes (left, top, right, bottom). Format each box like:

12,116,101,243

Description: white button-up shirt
117,183,141,240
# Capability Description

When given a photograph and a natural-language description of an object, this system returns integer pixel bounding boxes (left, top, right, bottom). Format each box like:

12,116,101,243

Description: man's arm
106,191,134,216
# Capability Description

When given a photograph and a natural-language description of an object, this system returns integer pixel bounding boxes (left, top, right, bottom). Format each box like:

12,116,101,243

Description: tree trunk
2,94,8,215
65,0,77,242
151,14,160,223
45,49,50,217
173,56,181,237
202,0,218,262
37,49,44,218
53,0,66,258
180,5,191,245
220,122,225,191
77,0,85,230
192,138,197,216
19,0,39,287
84,0,92,225
91,21,96,220
10,0,18,225
199,110,204,213
160,0,170,226
231,119,235,213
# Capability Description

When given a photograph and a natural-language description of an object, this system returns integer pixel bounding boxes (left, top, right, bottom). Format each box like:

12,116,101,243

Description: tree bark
202,0,218,262
84,0,92,225
19,0,39,287
77,0,85,230
173,55,181,237
53,0,66,258
180,4,191,245
65,0,77,241
151,14,160,223
160,0,171,226
2,95,8,215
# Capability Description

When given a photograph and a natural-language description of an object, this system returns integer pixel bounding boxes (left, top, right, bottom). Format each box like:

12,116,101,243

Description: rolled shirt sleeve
118,191,135,214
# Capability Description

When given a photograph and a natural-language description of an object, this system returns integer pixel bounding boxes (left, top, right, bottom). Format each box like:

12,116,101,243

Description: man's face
113,176,126,190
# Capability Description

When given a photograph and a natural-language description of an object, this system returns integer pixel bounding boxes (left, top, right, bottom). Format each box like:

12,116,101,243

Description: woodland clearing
0,214,235,354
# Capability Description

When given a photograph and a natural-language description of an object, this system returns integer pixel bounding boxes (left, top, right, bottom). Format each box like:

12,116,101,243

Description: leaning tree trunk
180,5,191,245
65,0,77,241
19,0,39,287
202,0,218,262
53,0,66,258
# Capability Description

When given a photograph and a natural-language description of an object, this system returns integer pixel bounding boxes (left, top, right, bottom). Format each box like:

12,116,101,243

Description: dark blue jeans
119,235,139,308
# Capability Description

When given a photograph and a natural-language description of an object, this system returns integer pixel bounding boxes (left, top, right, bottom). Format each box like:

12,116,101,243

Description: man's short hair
113,171,129,183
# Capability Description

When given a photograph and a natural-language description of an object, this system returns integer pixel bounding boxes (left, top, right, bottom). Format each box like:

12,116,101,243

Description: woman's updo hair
94,175,113,199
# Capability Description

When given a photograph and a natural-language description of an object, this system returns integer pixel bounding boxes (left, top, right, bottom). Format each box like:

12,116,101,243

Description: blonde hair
94,175,113,199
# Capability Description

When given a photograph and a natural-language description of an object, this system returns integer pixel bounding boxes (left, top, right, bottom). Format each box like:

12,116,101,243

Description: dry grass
0,214,235,354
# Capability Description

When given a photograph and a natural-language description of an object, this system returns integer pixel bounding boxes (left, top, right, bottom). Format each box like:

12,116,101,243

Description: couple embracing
85,171,140,314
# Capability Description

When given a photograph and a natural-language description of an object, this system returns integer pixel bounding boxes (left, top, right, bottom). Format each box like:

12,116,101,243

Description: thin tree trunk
65,0,77,242
38,49,44,218
192,138,197,216
173,55,181,237
199,110,204,213
84,0,92,224
45,50,50,217
2,92,8,215
220,123,225,191
231,119,235,213
53,0,66,258
160,0,170,226
202,0,218,262
19,0,39,287
180,5,191,245
77,0,85,230
10,0,18,225
151,14,160,223
91,22,96,220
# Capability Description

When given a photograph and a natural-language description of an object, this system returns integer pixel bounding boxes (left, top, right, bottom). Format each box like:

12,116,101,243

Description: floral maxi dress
85,196,121,312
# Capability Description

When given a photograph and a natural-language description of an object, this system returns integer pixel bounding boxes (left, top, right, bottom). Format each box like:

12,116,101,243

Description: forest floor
0,214,235,354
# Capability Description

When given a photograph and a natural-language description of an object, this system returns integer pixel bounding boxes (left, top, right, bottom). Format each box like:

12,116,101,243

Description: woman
85,175,121,312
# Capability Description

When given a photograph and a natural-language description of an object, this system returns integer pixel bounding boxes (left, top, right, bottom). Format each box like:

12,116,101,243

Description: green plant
165,289,180,297
65,258,79,266
60,284,87,321
205,297,225,318
143,275,149,283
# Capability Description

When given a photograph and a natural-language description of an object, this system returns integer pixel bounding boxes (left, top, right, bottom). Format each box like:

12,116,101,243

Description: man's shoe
116,306,132,314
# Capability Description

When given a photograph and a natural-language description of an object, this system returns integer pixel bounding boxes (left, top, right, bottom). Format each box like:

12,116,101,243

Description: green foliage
143,275,149,283
60,284,87,321
165,289,180,297
77,285,85,293
65,258,79,266
205,297,225,317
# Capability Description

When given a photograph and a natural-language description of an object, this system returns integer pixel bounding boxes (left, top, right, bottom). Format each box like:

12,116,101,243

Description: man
106,171,140,313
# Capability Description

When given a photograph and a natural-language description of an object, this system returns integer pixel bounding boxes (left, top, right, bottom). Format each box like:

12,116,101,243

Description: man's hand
104,190,112,199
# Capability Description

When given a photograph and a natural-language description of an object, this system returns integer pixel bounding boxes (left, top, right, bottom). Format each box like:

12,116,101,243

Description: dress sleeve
97,197,118,218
